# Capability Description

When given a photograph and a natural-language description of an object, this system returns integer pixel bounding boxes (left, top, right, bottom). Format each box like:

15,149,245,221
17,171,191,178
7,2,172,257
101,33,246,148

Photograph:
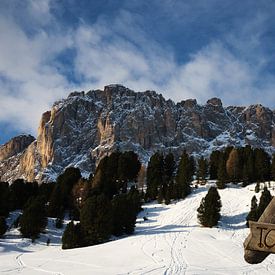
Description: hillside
1,84,275,182
1,182,275,274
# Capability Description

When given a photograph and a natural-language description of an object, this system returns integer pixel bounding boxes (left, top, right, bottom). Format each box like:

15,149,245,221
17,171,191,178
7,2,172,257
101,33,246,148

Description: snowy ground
1,182,275,274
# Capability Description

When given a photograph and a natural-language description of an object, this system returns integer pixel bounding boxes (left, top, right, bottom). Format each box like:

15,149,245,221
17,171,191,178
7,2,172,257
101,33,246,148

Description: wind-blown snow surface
1,183,275,274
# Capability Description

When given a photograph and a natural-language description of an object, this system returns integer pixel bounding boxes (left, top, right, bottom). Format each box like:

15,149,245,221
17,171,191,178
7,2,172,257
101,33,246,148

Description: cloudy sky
1,0,275,144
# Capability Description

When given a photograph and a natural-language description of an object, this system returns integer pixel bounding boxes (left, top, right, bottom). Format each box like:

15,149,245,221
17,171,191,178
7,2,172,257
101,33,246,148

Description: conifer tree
146,152,164,200
197,157,208,184
111,194,137,236
226,148,240,183
254,149,271,181
19,197,47,239
209,151,221,179
175,151,193,199
62,222,83,249
217,153,227,189
271,154,275,181
0,216,7,237
257,187,273,219
246,196,258,227
197,186,222,227
80,195,112,245
48,167,81,217
0,182,10,217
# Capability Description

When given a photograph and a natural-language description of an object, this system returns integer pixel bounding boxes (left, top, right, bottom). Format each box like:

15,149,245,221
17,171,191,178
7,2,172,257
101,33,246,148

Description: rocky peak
207,97,223,107
0,135,35,162
1,84,275,183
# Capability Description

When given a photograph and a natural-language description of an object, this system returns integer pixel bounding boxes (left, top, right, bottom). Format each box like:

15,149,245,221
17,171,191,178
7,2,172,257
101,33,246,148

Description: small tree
19,197,47,239
62,222,83,249
197,187,222,227
246,196,258,227
0,216,7,237
257,187,273,219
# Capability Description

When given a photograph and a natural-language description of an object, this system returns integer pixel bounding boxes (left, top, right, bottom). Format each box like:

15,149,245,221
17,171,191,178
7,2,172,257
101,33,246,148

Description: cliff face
1,84,275,182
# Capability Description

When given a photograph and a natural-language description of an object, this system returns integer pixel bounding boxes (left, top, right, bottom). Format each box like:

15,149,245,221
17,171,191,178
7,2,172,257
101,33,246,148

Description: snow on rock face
1,84,275,182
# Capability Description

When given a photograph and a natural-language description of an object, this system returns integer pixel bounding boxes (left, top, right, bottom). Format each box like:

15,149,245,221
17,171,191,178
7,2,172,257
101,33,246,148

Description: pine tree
48,167,82,217
209,151,221,180
175,151,193,199
271,154,275,181
117,151,141,192
217,153,227,189
246,196,258,227
146,152,164,200
197,157,208,184
0,182,10,217
0,216,7,237
62,222,83,249
257,187,273,219
19,197,47,239
226,148,240,183
254,149,271,181
197,186,222,227
80,195,112,245
111,194,137,236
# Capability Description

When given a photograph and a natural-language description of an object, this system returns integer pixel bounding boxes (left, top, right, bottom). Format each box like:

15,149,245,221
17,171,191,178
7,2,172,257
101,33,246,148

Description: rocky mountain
1,84,275,182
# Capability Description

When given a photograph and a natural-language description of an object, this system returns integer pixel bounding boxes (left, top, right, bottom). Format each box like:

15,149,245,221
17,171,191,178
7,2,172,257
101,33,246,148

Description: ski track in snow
1,183,275,274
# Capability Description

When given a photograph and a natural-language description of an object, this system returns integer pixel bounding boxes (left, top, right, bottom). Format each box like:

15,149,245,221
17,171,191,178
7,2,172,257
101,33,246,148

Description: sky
0,0,275,144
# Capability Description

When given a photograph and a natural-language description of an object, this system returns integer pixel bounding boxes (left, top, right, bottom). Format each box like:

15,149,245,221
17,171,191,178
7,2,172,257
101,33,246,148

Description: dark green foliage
48,167,81,217
55,217,63,229
164,153,176,179
80,195,112,245
62,222,83,249
9,179,38,210
175,151,194,199
118,151,141,192
255,182,260,193
111,194,137,236
209,151,221,180
246,196,258,227
197,157,208,184
271,154,275,181
217,153,227,188
38,182,55,201
0,216,7,237
257,187,273,219
19,197,47,239
92,151,141,198
254,148,271,182
197,186,222,227
0,182,10,217
146,152,164,200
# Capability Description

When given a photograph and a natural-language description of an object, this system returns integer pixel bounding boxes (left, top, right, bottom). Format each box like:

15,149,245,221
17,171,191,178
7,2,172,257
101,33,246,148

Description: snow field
1,183,275,274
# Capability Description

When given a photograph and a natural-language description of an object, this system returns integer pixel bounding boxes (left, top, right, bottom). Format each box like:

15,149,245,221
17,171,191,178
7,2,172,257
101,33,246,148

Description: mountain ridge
1,84,275,182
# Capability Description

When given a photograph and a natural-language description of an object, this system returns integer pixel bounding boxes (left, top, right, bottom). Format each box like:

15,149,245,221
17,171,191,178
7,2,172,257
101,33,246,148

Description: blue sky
1,0,275,144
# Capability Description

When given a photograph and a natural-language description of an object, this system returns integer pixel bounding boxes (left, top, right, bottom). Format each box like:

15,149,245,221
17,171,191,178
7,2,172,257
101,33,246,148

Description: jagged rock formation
1,84,275,182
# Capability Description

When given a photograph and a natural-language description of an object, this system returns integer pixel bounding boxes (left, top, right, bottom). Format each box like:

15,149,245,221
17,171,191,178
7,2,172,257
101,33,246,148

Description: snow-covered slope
1,183,275,274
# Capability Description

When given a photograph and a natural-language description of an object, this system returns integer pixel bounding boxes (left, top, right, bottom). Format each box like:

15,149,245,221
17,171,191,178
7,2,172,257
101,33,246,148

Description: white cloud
0,2,275,141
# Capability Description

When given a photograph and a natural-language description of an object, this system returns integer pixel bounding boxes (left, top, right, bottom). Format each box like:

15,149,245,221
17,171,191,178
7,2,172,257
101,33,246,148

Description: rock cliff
1,84,275,182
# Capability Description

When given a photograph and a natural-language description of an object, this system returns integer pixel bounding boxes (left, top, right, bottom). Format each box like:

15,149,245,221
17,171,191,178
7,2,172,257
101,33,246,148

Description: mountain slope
1,84,275,182
1,183,275,274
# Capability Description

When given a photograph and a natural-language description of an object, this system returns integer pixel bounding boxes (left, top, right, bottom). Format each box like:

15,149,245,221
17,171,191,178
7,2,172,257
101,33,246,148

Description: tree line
1,146,275,245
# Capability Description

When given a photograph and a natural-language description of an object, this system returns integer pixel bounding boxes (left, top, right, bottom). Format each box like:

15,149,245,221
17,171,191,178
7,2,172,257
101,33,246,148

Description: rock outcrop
1,84,275,182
